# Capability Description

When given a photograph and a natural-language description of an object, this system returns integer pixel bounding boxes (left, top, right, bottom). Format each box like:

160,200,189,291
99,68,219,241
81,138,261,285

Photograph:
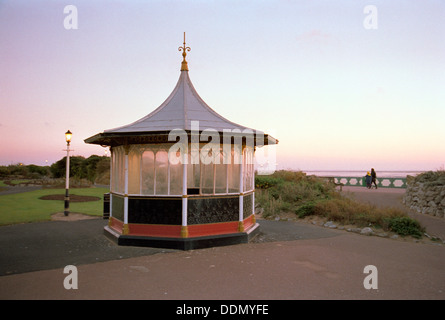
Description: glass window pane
215,164,227,194
249,148,254,191
187,162,200,195
112,146,125,194
169,161,183,195
215,151,227,194
111,150,117,192
141,150,154,195
128,147,141,194
243,147,254,192
201,163,214,194
243,149,247,192
228,149,240,193
155,150,168,195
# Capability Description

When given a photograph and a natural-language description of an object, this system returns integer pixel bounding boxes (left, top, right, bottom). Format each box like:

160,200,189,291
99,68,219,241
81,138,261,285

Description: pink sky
1,1,444,171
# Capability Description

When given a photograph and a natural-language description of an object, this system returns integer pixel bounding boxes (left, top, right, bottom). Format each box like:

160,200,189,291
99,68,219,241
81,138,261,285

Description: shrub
312,197,409,229
387,217,424,238
255,176,282,189
260,195,281,219
255,170,336,218
272,170,307,183
295,201,316,218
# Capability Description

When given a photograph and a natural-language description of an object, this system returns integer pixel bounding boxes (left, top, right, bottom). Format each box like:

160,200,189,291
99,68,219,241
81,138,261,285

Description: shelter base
104,223,260,250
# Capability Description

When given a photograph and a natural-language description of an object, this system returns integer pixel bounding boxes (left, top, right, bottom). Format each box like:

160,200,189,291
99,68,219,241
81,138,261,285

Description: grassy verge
0,187,108,225
255,170,424,238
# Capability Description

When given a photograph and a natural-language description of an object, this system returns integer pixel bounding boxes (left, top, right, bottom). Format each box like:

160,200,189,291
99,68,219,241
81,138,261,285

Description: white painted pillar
122,147,129,235
252,151,256,222
181,152,188,238
238,147,244,232
108,148,113,226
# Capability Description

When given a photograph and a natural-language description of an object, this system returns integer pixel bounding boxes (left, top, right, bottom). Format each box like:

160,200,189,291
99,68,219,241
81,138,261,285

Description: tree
49,155,109,182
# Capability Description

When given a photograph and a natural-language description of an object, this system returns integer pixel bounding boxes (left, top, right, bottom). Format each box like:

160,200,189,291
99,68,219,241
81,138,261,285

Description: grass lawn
0,187,108,225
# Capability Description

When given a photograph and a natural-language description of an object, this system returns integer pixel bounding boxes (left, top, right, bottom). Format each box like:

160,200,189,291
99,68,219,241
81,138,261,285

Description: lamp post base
64,189,69,216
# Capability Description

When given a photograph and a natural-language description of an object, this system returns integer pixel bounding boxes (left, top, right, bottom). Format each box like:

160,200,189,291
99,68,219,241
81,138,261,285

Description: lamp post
64,130,72,216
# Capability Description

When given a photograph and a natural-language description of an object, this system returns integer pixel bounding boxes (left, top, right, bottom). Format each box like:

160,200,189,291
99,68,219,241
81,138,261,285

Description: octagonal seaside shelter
85,35,278,250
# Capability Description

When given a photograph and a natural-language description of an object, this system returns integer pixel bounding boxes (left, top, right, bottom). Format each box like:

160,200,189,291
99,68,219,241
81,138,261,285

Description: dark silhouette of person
371,168,377,189
365,171,372,189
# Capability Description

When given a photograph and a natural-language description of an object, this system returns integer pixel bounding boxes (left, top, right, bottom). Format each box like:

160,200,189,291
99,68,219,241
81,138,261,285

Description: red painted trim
129,224,182,237
243,214,255,230
109,216,256,238
188,221,239,237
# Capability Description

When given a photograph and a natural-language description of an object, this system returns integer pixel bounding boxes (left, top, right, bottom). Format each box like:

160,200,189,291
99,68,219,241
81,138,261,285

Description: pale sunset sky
1,0,444,171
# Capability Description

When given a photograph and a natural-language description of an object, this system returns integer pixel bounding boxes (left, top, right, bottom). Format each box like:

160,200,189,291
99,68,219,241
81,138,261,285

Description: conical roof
104,70,251,133
85,35,277,147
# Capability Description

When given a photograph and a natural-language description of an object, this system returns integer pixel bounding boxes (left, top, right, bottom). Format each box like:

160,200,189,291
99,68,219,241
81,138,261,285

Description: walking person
365,171,372,189
371,168,378,189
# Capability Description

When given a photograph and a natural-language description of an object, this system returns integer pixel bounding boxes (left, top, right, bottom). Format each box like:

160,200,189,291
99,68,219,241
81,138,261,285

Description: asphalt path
0,219,338,276
0,185,42,195
0,186,444,301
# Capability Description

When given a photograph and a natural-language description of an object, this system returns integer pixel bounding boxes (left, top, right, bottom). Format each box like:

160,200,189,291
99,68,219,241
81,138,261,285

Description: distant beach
302,170,425,178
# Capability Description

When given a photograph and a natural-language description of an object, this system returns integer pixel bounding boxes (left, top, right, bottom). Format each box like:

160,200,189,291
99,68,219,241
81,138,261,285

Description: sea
302,170,426,178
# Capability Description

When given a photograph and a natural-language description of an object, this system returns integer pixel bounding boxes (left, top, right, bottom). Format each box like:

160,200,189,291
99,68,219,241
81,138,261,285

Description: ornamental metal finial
178,32,191,71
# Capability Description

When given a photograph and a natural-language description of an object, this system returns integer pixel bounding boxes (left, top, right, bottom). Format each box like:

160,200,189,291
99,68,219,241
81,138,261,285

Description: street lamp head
65,130,72,144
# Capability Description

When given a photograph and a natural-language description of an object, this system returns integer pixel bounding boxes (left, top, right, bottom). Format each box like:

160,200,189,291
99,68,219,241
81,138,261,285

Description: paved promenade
0,186,444,301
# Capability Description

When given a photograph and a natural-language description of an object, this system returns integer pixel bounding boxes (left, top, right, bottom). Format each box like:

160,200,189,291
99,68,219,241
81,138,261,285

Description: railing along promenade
321,176,407,189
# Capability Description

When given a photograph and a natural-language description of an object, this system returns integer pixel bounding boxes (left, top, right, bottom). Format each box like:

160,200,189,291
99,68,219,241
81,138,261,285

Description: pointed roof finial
178,32,191,71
